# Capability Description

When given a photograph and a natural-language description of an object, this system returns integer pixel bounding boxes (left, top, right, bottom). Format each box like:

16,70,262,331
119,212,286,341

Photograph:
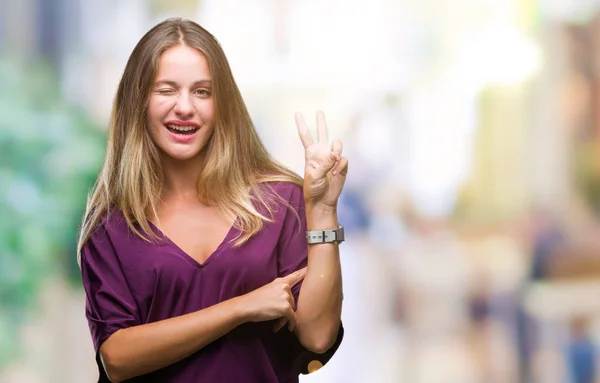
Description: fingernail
332,169,338,175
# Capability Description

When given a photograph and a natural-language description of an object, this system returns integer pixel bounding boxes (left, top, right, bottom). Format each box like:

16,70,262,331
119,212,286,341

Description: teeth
168,124,198,132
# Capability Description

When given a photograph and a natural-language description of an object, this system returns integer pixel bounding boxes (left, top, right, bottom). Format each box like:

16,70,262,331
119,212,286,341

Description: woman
77,17,347,383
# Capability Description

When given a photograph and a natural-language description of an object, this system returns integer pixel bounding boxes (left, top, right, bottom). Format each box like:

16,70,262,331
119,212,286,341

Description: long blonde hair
77,18,302,264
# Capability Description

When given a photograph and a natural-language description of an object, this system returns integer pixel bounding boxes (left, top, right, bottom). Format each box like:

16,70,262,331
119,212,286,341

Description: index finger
295,112,314,149
282,267,307,287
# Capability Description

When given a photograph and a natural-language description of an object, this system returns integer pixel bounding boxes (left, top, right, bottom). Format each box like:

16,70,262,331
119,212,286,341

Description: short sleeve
276,183,344,375
80,223,141,353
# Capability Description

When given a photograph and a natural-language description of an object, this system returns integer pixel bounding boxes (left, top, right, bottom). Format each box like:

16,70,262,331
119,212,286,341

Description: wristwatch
306,225,345,244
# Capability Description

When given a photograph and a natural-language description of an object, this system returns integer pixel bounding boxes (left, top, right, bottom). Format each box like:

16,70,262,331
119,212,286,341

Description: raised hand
295,111,349,209
241,267,307,332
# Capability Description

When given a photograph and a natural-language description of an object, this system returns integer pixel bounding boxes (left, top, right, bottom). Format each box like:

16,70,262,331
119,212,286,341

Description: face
147,44,215,163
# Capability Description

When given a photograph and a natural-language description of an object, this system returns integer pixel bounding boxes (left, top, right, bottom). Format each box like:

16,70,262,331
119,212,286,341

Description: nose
174,93,195,117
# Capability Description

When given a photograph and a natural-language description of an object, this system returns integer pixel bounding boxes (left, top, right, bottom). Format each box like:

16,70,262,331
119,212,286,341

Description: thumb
328,152,339,164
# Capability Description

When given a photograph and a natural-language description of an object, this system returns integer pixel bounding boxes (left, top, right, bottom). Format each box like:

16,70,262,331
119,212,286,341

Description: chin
165,152,201,162
161,146,206,162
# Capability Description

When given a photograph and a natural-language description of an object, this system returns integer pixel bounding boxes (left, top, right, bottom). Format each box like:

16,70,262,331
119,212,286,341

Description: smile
166,124,200,135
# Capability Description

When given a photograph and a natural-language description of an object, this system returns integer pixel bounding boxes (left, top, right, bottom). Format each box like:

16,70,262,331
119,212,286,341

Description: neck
161,154,206,202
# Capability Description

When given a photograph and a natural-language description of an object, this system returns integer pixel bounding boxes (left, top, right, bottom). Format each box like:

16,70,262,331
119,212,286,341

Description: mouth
165,124,200,136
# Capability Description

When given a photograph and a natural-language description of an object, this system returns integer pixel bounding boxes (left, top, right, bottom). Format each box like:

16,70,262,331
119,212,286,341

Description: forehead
155,44,211,81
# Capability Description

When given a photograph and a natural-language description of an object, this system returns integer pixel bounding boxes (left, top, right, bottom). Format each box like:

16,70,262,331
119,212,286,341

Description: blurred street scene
4,0,600,382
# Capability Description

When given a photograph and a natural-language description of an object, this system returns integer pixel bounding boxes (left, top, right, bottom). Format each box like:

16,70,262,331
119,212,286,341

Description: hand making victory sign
295,111,349,209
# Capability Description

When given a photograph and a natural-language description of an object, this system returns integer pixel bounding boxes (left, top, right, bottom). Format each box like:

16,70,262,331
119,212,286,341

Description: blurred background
4,0,600,382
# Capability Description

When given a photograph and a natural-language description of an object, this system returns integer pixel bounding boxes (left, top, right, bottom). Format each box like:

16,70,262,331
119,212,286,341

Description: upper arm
80,224,141,353
276,184,308,303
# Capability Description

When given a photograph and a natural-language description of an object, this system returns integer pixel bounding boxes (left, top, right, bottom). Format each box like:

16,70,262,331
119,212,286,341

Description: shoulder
258,181,305,211
91,208,129,239
261,181,303,201
80,208,130,261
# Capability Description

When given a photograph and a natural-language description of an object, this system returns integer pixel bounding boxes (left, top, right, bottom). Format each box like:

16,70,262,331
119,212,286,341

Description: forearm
295,205,343,353
100,296,248,382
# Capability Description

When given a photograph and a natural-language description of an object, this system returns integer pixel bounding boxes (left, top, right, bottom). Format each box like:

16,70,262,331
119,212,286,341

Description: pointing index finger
282,267,307,287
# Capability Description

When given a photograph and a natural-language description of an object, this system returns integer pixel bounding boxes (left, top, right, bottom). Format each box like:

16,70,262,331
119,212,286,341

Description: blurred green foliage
0,58,105,368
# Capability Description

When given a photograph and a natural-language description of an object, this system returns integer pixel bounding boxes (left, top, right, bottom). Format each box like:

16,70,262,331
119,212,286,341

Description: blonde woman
77,18,347,383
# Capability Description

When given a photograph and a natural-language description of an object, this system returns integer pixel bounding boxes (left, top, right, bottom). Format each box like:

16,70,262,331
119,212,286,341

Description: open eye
194,89,211,98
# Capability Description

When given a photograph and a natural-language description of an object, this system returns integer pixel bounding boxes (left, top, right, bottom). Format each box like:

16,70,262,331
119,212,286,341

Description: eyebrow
154,79,212,87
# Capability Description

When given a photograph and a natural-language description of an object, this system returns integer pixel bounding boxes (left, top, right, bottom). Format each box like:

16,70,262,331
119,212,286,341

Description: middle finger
316,111,329,144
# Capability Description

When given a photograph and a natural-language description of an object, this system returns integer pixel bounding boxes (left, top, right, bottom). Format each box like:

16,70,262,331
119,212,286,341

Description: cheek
148,97,174,120
196,99,215,121
146,101,167,141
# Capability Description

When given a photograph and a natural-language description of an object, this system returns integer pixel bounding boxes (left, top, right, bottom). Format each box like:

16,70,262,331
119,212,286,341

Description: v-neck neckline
148,219,238,268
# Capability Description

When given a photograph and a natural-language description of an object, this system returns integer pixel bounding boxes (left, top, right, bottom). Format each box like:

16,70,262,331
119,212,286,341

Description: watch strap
306,225,345,244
